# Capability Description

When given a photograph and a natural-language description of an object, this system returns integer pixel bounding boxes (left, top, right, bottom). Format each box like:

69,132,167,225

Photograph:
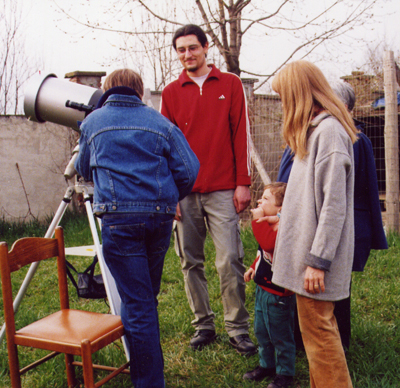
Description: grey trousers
175,190,250,337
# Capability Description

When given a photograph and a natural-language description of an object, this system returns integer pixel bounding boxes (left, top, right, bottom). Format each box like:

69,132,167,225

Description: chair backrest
0,227,69,336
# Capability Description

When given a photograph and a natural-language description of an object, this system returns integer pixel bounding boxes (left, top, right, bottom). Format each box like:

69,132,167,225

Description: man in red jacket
161,24,256,356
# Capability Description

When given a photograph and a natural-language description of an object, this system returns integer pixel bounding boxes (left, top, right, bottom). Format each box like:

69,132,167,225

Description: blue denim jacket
75,90,199,215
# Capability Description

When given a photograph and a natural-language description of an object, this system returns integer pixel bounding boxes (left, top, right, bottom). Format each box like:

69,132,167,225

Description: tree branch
252,16,359,91
196,0,226,58
136,0,184,26
52,1,179,35
15,163,37,221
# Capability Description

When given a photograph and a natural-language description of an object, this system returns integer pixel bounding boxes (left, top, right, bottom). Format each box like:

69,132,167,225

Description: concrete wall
0,116,77,222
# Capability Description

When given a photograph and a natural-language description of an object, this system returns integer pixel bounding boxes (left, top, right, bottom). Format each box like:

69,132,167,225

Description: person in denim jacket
75,69,199,388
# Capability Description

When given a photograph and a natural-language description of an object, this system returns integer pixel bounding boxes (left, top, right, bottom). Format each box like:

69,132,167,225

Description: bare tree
362,41,400,81
0,0,36,114
118,6,182,90
55,0,382,90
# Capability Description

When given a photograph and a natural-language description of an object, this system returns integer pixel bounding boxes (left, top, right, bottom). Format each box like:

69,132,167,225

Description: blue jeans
254,286,296,376
101,213,174,388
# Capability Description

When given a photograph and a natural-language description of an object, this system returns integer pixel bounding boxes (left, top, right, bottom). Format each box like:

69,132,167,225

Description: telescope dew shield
24,73,103,131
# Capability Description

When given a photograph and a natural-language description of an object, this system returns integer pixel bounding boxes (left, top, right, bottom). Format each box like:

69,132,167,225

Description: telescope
24,73,103,132
24,73,104,178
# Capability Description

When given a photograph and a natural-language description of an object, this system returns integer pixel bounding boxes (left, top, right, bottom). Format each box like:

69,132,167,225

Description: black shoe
229,334,257,356
267,374,294,388
189,329,217,350
243,365,275,381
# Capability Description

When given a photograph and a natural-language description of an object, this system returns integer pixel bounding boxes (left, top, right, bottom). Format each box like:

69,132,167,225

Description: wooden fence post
383,50,399,233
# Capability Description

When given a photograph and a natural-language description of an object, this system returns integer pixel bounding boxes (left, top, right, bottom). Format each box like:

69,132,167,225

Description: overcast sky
22,0,400,91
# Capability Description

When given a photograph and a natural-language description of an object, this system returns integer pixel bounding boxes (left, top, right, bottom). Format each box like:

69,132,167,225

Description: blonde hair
272,60,358,159
103,69,144,99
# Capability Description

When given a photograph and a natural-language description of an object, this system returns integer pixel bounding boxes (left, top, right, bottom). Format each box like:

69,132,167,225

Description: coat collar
310,112,331,128
95,86,142,109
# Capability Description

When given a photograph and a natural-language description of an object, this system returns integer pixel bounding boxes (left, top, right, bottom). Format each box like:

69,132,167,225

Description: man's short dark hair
172,24,208,50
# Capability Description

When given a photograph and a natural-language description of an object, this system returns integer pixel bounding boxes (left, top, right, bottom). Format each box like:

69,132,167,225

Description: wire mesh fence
240,93,284,223
248,94,284,203
343,70,387,197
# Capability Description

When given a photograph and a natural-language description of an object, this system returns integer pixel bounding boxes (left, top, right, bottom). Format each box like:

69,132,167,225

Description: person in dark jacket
277,81,387,351
75,69,200,388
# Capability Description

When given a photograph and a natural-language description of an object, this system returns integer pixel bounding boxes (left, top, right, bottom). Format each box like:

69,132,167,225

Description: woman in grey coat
271,61,358,388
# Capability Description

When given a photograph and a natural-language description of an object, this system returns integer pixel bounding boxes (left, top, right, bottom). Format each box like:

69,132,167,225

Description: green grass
0,215,399,387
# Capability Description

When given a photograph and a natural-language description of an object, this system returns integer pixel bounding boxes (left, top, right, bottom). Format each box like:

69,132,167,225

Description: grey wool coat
272,113,355,301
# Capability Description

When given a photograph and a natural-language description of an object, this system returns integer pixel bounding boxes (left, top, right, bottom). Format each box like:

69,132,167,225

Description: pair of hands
175,185,250,220
245,266,326,294
251,207,279,224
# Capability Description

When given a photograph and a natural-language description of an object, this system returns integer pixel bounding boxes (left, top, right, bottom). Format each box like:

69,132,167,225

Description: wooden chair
0,226,130,388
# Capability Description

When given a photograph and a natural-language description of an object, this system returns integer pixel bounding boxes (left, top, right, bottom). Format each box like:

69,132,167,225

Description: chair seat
15,309,124,355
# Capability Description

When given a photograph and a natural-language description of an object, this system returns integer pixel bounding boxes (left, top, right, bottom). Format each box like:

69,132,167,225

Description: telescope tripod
0,183,129,359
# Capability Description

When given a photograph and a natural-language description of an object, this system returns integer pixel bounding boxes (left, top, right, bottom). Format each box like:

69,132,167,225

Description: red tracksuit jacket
161,65,251,193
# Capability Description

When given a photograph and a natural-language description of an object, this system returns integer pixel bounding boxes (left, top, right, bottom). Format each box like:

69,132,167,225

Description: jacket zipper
193,76,210,95
188,70,211,95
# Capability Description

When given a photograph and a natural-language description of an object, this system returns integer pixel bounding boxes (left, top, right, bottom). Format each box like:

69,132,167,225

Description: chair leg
65,354,77,387
81,340,95,388
8,343,22,388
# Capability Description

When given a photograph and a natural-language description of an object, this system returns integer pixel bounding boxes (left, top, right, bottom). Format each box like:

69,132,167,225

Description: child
243,182,295,388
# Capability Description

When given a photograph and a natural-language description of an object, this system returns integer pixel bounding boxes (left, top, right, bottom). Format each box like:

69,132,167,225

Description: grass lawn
0,213,399,387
